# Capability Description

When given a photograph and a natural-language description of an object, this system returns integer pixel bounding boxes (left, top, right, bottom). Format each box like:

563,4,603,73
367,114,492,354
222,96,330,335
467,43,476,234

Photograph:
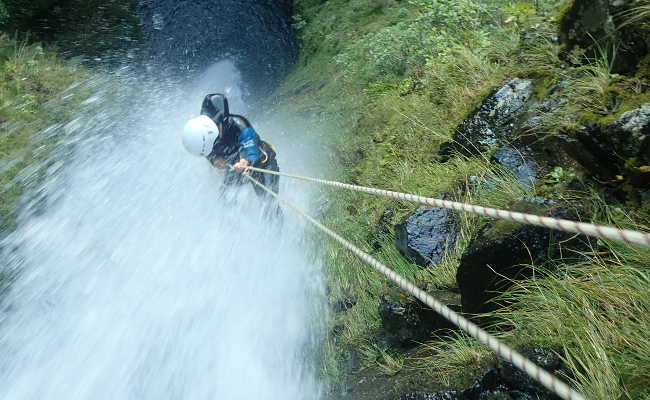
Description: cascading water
0,49,325,400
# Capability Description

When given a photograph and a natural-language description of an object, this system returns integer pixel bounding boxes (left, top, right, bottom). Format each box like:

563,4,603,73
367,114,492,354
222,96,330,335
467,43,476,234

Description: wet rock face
558,103,650,183
395,207,459,268
378,287,461,348
463,349,564,400
437,79,534,161
606,104,650,164
456,198,587,315
559,0,649,73
498,348,563,396
396,393,460,400
559,0,615,55
395,348,563,400
139,0,296,94
491,146,539,190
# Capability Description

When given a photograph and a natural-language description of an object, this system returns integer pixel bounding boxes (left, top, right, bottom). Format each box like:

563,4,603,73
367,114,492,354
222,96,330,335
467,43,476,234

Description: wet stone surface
437,78,534,161
395,207,459,268
139,0,296,94
491,146,539,190
378,286,461,348
558,103,650,182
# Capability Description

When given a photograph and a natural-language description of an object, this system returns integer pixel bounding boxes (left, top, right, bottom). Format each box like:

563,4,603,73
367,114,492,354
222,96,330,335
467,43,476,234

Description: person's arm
234,127,261,172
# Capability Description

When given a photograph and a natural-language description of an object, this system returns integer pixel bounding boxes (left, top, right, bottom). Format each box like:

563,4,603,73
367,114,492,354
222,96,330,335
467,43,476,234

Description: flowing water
0,60,326,399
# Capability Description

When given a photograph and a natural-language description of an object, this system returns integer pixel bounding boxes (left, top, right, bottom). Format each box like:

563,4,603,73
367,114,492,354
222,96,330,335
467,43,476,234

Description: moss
574,79,650,127
616,87,650,115
557,0,576,30
483,219,522,241
577,111,616,126
634,54,650,79
533,76,557,100
639,199,650,216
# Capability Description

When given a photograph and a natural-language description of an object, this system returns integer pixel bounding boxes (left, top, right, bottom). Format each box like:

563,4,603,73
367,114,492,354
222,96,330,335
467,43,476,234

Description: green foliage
334,0,504,81
544,166,576,184
0,35,90,231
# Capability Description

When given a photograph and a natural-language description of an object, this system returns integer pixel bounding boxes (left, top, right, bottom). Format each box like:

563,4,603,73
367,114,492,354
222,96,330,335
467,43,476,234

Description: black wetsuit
206,115,280,197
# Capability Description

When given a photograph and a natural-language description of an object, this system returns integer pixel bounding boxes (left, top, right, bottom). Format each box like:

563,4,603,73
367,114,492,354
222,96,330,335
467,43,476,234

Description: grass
277,0,650,396
409,332,493,387
497,237,650,398
0,34,90,232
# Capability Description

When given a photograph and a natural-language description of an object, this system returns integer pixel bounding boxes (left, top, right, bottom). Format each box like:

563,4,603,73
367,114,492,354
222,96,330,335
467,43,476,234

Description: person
182,93,281,201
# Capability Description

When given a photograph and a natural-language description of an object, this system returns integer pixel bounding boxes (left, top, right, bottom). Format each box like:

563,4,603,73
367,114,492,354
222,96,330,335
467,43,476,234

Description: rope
233,166,587,400
244,166,650,248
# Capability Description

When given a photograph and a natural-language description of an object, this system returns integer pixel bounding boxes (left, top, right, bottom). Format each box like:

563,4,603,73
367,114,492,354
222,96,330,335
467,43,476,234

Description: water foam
0,61,325,400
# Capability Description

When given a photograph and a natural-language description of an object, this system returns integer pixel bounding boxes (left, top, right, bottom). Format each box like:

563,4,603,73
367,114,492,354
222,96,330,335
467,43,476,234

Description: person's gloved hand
233,158,251,173
212,157,227,169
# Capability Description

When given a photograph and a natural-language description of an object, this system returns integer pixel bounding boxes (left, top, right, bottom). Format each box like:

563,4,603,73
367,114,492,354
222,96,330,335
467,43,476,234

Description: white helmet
182,115,220,156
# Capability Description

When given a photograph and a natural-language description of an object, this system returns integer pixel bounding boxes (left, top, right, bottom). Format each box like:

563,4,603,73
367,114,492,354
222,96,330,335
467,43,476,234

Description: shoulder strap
228,114,252,128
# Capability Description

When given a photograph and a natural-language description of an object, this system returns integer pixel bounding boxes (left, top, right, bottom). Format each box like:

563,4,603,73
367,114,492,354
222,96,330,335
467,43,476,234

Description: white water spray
0,61,325,400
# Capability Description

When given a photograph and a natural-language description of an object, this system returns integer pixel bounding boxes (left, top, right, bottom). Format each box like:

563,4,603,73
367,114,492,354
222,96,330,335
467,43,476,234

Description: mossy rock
456,197,589,316
558,0,650,74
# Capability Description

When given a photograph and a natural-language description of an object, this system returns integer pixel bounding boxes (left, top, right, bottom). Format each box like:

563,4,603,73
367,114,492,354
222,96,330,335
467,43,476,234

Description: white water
0,62,326,399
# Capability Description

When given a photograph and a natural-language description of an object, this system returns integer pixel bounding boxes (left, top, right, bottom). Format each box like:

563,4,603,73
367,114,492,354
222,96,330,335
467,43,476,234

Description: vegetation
1,0,649,396
277,0,650,398
0,0,138,233
0,34,91,232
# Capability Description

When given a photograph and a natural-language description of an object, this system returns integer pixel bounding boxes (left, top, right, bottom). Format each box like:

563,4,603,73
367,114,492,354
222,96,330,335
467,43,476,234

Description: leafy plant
544,166,576,184
334,0,503,81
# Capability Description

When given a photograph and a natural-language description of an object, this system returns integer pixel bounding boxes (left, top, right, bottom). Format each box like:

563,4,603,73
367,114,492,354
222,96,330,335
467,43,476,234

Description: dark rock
456,198,588,315
395,207,459,268
490,147,539,190
392,351,563,400
500,348,563,396
395,392,460,400
559,0,649,74
604,103,650,164
558,103,650,182
332,296,357,313
463,350,563,399
379,286,461,348
140,0,297,95
559,0,616,58
463,369,504,398
554,132,617,180
438,79,534,161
